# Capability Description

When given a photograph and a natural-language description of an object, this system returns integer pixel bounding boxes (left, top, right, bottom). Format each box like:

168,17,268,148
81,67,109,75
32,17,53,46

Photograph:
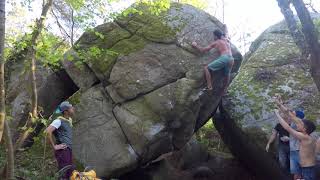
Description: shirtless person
192,29,234,94
274,99,317,180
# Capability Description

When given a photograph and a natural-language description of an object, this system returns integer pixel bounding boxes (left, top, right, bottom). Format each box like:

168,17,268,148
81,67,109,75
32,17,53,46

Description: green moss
111,35,147,56
76,23,131,49
228,28,320,128
99,27,132,48
118,3,184,43
87,50,118,78
69,91,82,105
138,20,176,42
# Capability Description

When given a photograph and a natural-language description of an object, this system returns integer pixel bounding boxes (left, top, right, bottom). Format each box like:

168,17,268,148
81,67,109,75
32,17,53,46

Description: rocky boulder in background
225,18,320,148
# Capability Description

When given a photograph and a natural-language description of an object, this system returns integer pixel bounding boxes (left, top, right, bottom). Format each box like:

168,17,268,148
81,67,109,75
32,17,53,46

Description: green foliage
0,133,57,179
36,32,69,69
122,0,171,17
177,0,208,9
65,0,85,10
5,30,69,71
196,120,229,153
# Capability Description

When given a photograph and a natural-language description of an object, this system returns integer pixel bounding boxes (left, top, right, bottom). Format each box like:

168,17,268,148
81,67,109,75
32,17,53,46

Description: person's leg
220,58,234,95
55,148,74,179
301,166,316,180
206,55,227,90
204,66,213,90
290,151,302,180
278,145,288,171
64,148,74,178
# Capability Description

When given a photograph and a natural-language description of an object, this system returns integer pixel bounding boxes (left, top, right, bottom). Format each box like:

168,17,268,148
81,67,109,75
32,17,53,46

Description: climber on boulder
192,29,234,94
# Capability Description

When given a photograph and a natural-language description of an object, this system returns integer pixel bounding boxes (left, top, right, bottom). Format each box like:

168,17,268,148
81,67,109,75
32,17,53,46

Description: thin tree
14,0,54,151
0,0,15,179
0,0,5,143
277,0,320,91
3,121,14,180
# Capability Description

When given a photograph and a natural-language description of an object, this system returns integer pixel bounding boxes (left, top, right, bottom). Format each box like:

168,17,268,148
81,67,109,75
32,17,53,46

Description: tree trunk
4,121,15,180
14,0,54,151
277,0,320,91
276,0,308,57
0,0,6,143
291,0,320,91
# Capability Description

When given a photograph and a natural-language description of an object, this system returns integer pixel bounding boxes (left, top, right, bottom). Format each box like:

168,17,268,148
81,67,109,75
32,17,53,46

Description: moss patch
76,23,131,49
111,35,147,56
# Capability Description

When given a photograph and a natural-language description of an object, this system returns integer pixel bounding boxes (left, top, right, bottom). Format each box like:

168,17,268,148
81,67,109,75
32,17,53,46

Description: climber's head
213,29,224,40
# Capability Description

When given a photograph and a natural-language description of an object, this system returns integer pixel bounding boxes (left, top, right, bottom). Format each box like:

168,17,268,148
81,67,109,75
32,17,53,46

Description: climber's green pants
208,54,234,75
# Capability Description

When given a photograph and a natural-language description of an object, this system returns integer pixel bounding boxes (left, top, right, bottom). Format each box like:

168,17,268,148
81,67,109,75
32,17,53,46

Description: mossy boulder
59,3,242,178
225,18,320,149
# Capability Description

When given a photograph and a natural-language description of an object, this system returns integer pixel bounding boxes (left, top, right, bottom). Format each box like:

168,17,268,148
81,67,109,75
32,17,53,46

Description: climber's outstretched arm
274,95,304,127
192,42,217,53
275,110,306,141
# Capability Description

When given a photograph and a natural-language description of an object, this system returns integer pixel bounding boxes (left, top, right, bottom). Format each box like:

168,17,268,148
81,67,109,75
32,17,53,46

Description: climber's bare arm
274,95,303,127
275,110,306,141
192,42,217,53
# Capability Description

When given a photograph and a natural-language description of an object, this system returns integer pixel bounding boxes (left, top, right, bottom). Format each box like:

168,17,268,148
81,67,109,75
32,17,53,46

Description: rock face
62,3,242,178
120,137,253,180
5,49,79,141
225,18,320,148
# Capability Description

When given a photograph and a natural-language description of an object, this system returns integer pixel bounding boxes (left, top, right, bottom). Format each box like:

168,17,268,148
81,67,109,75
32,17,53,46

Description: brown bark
0,0,5,143
14,0,54,151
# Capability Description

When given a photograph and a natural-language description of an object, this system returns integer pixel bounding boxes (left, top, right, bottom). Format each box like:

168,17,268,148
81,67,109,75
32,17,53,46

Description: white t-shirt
50,119,62,129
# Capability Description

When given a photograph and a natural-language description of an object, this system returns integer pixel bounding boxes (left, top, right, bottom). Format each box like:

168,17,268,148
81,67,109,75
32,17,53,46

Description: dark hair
192,166,214,179
302,120,316,135
213,29,224,39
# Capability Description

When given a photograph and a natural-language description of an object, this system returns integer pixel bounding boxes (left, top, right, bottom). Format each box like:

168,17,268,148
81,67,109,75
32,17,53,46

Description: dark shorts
55,147,74,178
302,166,316,180
208,55,234,75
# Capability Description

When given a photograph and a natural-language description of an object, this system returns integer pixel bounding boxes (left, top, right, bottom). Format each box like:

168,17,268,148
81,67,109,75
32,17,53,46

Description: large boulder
225,18,320,148
62,3,242,178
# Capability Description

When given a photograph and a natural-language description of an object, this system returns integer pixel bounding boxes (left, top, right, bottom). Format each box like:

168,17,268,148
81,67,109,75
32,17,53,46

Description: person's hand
266,143,270,152
273,94,283,105
54,143,67,150
192,41,197,47
280,136,290,142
